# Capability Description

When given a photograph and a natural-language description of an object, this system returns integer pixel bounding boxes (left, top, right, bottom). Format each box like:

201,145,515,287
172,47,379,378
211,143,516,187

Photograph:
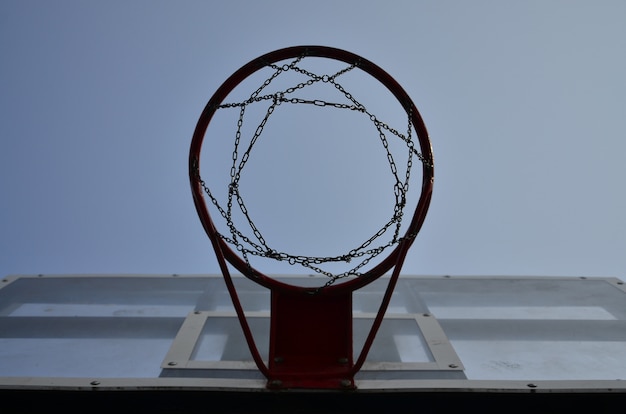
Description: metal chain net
194,54,431,288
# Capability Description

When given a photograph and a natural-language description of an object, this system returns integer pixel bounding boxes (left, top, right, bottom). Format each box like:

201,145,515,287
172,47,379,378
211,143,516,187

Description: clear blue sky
1,1,625,279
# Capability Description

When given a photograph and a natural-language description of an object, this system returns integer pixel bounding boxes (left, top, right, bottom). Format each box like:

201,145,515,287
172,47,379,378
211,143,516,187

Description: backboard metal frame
160,311,464,377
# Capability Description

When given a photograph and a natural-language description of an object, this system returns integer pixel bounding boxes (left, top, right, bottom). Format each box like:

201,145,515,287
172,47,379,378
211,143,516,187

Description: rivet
527,383,537,388
340,379,353,388
168,361,177,366
423,313,430,317
274,357,284,363
269,379,283,388
448,364,458,369
90,381,100,386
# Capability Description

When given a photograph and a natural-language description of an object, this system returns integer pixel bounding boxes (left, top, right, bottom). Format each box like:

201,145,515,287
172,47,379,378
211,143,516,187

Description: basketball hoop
189,46,434,389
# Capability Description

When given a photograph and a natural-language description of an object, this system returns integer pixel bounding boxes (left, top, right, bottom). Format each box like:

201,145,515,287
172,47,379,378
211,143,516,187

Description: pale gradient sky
1,1,625,279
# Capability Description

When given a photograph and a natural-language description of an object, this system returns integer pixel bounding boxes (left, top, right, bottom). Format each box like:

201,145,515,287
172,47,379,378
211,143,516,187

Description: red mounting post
267,288,354,389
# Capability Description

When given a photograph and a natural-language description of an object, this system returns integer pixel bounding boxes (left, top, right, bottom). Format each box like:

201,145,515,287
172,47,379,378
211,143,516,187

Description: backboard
1,273,625,411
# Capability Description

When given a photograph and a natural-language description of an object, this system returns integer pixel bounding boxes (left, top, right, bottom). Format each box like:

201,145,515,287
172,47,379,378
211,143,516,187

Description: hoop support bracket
267,289,354,389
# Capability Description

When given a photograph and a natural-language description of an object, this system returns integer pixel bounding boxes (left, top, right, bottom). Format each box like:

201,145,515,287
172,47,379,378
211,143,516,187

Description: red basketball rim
189,45,434,294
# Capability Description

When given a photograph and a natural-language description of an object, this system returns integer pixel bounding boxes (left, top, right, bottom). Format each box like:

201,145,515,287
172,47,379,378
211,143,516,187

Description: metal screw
269,379,283,388
273,357,284,363
448,364,458,369
527,383,537,388
90,381,100,386
167,361,177,366
338,357,349,365
340,379,353,388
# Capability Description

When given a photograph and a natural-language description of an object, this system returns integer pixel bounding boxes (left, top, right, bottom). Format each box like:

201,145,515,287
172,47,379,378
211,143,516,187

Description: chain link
194,54,432,287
